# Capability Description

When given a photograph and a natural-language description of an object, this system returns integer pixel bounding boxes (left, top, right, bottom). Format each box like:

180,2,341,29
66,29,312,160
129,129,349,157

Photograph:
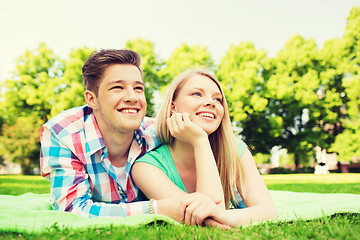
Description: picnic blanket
0,190,359,233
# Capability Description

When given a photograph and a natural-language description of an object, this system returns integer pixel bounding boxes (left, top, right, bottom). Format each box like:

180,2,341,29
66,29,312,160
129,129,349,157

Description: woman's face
172,74,225,135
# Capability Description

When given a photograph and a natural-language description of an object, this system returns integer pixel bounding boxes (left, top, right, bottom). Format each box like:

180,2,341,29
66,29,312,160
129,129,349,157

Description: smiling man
40,49,182,218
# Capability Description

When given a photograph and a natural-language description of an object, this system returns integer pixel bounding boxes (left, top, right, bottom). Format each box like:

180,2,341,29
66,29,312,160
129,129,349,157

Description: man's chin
122,122,143,131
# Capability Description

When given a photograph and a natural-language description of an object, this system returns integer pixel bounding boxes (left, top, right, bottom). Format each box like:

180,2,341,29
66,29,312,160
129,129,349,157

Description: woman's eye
215,98,223,103
192,92,201,96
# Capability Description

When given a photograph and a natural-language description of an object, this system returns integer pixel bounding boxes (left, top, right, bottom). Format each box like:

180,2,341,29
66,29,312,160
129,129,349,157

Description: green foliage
1,6,360,170
126,38,165,117
253,153,271,164
49,47,93,118
1,43,63,125
160,43,215,86
331,6,360,162
0,115,44,174
217,42,274,153
217,41,268,120
0,43,93,173
266,35,327,165
331,116,360,162
278,152,295,166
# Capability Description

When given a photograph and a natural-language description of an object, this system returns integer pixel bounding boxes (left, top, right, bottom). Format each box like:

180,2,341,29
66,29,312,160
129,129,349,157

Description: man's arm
40,126,153,218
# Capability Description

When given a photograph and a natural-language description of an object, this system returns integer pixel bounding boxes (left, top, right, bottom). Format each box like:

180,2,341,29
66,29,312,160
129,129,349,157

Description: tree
0,42,64,125
0,112,4,166
0,43,93,173
126,38,165,117
49,47,94,118
264,35,343,166
216,42,274,153
0,115,44,174
331,6,360,162
160,43,215,85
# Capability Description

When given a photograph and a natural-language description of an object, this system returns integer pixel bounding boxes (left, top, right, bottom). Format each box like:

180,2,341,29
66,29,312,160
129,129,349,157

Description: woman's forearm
192,137,224,207
215,203,278,227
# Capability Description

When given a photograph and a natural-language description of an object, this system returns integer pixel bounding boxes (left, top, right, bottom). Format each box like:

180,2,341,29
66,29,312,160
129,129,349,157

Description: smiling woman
131,69,277,228
171,73,224,135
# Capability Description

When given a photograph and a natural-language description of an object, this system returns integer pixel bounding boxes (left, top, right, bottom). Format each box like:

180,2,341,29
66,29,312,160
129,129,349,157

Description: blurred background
0,0,359,175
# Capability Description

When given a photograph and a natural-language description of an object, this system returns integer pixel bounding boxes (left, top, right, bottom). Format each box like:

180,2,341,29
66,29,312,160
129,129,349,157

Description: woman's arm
183,148,277,227
132,161,228,228
167,113,225,206
132,162,187,200
132,161,188,221
219,148,277,227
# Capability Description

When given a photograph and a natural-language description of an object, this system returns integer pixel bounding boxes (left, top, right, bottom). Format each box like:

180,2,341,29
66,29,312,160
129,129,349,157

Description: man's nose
124,89,139,103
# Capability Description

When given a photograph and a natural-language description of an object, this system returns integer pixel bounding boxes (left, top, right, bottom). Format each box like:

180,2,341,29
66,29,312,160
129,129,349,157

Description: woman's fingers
167,112,207,144
204,219,231,230
167,113,184,135
174,113,185,130
184,199,201,225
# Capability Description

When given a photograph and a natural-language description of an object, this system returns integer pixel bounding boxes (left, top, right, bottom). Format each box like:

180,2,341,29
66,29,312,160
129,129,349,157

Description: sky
0,0,359,82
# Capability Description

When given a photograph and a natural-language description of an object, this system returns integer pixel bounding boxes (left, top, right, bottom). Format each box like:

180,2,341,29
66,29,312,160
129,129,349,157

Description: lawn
0,173,359,239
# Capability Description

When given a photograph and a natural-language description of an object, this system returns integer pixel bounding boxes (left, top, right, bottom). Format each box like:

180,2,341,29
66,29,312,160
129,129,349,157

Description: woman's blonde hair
156,69,244,209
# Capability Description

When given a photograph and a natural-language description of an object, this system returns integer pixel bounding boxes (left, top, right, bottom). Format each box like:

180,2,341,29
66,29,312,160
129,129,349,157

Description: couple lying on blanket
40,49,277,229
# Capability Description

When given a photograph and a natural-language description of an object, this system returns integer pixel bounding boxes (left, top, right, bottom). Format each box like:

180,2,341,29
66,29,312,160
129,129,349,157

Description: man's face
91,64,146,135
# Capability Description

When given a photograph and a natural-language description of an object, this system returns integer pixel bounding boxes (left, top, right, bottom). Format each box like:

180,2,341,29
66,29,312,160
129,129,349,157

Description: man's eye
134,86,144,91
111,86,123,90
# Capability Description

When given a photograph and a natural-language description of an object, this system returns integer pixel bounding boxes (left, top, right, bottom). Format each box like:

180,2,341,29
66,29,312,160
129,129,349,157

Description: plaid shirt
40,105,160,218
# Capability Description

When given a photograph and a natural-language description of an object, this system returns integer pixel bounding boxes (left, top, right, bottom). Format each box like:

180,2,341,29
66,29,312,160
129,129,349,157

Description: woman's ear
170,102,176,115
84,90,98,110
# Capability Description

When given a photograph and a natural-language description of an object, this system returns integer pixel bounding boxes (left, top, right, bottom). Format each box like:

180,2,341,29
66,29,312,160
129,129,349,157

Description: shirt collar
84,112,146,159
84,113,107,157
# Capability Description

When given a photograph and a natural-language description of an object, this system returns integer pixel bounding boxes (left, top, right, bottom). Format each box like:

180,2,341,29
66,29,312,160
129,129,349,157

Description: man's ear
84,90,98,109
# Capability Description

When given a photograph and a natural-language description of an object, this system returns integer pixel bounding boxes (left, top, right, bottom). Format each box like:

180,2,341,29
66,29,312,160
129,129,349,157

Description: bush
253,153,271,164
269,167,315,174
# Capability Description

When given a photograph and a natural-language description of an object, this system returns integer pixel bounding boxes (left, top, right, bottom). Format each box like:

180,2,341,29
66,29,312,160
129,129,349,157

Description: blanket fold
0,191,359,233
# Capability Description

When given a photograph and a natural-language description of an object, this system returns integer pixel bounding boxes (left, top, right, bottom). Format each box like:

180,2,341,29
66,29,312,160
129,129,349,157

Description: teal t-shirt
134,138,247,209
136,144,188,192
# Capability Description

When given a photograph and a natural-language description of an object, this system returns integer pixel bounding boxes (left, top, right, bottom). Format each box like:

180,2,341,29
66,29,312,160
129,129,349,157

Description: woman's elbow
267,203,278,219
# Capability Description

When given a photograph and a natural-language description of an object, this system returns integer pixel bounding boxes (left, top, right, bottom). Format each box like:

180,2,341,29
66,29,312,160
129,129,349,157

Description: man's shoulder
43,105,93,135
136,116,161,150
140,116,155,128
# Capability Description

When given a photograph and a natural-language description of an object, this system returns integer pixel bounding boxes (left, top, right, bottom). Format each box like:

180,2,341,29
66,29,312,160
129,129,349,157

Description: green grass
0,175,50,195
263,173,360,194
1,173,359,239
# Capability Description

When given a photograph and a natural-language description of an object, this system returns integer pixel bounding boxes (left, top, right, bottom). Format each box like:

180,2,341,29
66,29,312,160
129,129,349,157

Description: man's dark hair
82,49,142,95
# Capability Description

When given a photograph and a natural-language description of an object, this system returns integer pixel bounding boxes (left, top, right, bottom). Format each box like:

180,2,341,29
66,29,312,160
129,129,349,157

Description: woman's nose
203,97,215,107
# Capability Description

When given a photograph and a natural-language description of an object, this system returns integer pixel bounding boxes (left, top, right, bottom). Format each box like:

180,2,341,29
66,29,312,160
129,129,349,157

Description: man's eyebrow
107,80,144,86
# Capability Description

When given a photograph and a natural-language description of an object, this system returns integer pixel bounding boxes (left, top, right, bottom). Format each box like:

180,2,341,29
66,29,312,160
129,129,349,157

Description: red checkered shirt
40,105,160,218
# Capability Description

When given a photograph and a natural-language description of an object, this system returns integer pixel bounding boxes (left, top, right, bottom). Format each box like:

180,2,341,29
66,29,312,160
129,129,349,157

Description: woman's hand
157,198,187,223
181,193,229,229
166,112,207,146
